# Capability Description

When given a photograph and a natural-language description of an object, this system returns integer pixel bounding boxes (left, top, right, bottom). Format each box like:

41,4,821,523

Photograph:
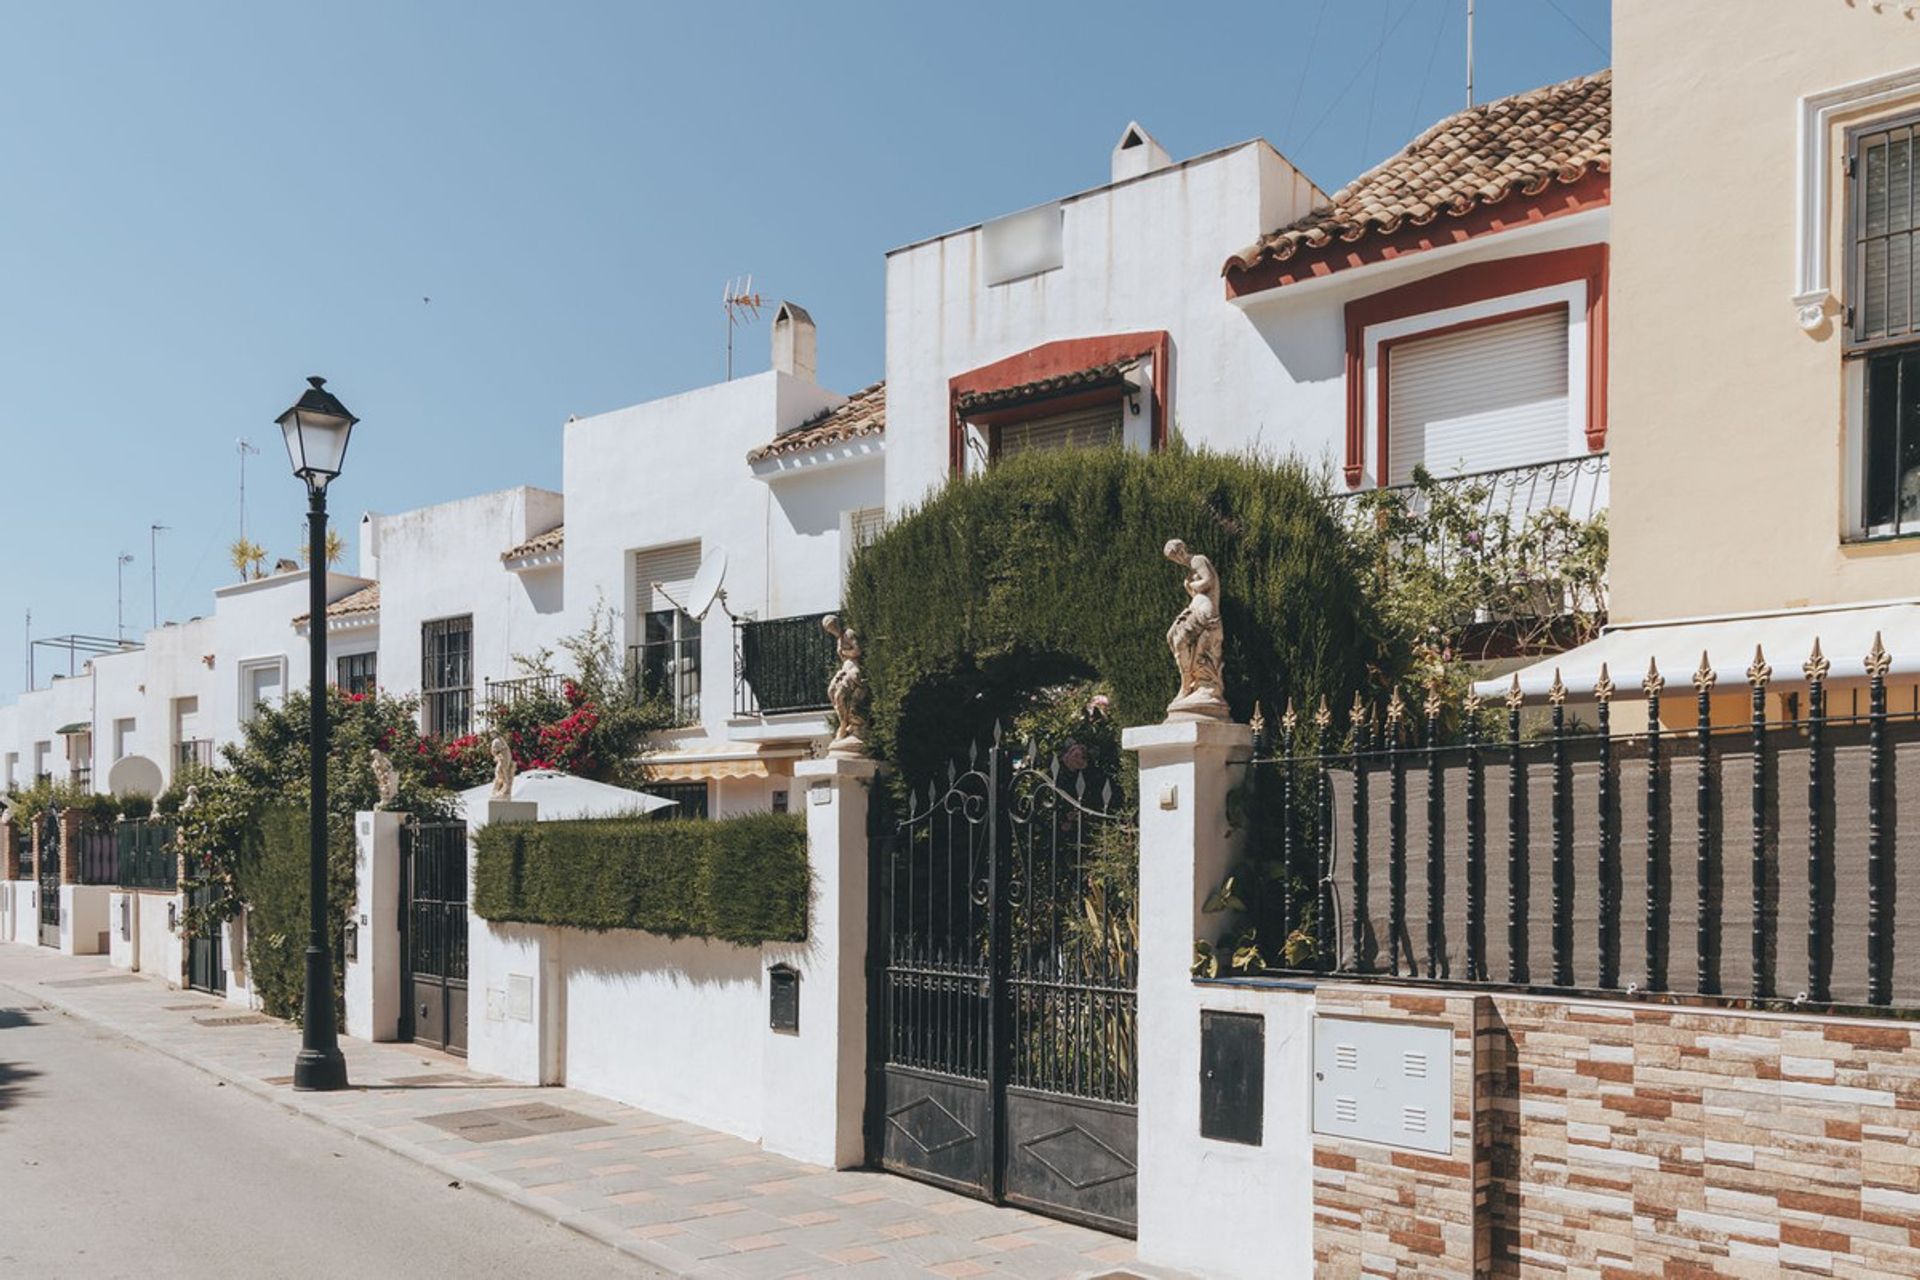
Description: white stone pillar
1125,718,1314,1279
346,810,406,1042
761,755,879,1168
467,799,549,1084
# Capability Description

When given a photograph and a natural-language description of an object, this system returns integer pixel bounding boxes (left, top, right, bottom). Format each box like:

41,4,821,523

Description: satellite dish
686,547,729,620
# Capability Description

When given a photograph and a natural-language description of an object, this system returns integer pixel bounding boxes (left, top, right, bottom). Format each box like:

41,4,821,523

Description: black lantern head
277,375,358,490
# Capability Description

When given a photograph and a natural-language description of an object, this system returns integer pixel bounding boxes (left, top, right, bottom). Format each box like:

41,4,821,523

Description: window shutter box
1386,308,1570,484
632,542,703,614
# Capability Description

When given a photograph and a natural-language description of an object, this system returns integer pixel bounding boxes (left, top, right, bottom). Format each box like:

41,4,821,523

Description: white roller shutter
997,403,1124,458
632,542,702,614
1385,309,1570,485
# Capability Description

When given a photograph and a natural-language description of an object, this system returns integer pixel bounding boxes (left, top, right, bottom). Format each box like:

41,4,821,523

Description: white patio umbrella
455,768,677,826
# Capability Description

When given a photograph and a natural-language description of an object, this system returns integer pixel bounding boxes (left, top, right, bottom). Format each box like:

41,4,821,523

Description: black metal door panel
38,811,61,948
187,883,226,993
877,1066,992,1198
1001,1089,1138,1235
870,733,1138,1234
403,820,468,1056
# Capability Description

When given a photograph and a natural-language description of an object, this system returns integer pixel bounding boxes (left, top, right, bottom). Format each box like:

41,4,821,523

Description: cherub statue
489,734,516,800
182,784,200,812
369,748,399,811
1163,538,1228,721
822,614,870,760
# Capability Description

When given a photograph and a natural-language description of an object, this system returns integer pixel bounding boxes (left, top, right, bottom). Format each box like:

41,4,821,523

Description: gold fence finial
1747,644,1772,688
1386,687,1407,728
1866,631,1893,680
1281,698,1298,736
1804,637,1830,684
1505,672,1525,711
1594,663,1615,703
1463,684,1483,716
1693,650,1717,694
1313,695,1332,730
1547,668,1568,707
1349,689,1369,728
1424,677,1445,721
1643,656,1665,697
1250,700,1267,740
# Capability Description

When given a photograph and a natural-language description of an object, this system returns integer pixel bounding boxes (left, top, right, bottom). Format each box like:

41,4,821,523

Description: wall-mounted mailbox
768,963,800,1033
343,920,358,963
1312,1014,1453,1155
1199,1010,1264,1145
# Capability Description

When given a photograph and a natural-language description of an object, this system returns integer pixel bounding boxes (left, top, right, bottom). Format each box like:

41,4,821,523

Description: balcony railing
735,613,837,717
175,740,216,771
1333,452,1609,657
483,672,570,712
629,638,700,727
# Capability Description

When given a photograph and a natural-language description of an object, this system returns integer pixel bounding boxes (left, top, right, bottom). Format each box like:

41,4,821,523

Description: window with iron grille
646,780,709,820
1849,111,1920,534
337,651,377,696
629,543,703,725
421,616,473,737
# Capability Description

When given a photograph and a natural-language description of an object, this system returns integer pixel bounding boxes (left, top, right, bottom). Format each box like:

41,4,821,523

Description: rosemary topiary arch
844,448,1392,783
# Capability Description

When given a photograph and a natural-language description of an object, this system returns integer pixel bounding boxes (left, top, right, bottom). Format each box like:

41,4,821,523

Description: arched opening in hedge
844,447,1396,784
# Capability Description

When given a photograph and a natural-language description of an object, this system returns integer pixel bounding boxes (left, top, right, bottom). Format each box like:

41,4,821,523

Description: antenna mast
237,437,260,541
149,523,169,629
1466,0,1475,109
722,276,765,381
117,553,134,642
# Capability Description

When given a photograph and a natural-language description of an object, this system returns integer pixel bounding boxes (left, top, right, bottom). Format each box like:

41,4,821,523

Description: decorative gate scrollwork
869,728,1138,1235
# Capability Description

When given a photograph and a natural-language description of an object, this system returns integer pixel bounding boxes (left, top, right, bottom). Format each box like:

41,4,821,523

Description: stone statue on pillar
1163,538,1229,722
822,614,871,760
489,735,516,800
369,748,399,811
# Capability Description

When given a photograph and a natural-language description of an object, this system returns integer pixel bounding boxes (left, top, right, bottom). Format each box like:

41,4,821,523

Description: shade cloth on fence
454,769,675,824
1478,600,1920,699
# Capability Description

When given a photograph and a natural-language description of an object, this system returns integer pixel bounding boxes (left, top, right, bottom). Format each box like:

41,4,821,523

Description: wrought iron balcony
629,638,701,727
175,739,216,771
1332,453,1610,656
483,672,570,712
734,612,837,717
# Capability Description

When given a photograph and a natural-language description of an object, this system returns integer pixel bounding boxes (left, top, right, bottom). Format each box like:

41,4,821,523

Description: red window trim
1342,243,1608,488
948,331,1171,476
1227,168,1609,298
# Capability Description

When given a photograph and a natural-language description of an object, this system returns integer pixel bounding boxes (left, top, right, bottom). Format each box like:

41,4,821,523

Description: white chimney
771,301,817,382
1111,122,1172,183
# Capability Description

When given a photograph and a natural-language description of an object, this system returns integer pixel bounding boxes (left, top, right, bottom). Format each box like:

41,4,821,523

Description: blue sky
0,0,1608,698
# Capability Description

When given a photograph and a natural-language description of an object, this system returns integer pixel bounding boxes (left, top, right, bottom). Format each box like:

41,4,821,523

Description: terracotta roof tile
955,359,1138,417
747,382,885,463
1227,70,1610,276
294,582,379,628
502,524,564,563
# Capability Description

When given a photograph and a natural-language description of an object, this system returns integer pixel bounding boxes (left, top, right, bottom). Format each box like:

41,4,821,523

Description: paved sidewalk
0,945,1169,1280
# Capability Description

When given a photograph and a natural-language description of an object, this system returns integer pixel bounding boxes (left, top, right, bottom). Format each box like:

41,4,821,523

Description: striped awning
640,743,805,782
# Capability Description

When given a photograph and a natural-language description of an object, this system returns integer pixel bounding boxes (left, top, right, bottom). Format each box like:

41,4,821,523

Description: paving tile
0,945,1172,1280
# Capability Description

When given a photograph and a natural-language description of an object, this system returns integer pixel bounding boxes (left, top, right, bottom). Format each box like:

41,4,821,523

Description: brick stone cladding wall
1312,984,1920,1276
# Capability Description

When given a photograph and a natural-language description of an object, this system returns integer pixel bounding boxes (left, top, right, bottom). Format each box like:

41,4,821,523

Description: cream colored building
1612,0,1920,623
1489,1,1920,702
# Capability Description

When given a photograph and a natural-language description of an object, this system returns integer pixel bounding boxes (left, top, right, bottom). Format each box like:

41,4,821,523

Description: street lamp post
278,375,358,1093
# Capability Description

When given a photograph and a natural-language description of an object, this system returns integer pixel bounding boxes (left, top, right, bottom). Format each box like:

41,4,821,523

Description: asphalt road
0,995,658,1279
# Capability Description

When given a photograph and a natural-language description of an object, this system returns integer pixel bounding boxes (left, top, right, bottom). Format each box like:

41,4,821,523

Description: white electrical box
1311,1014,1454,1155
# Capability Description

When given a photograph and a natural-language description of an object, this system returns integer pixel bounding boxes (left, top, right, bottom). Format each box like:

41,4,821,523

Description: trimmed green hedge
472,813,808,945
235,804,355,1023
844,447,1393,782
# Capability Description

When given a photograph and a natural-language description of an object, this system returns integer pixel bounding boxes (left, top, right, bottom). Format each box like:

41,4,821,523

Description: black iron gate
186,882,225,994
870,733,1139,1235
37,809,61,948
402,819,468,1055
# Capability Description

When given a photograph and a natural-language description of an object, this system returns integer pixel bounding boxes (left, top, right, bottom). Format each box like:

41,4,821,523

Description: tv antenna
722,276,765,381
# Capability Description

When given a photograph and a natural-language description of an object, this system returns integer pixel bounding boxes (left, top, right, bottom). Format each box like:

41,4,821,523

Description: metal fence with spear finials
1245,634,1920,1015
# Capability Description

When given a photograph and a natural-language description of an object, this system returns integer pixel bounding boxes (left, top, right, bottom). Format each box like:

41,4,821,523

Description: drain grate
164,1002,222,1011
193,1013,271,1027
420,1102,612,1144
42,975,145,989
